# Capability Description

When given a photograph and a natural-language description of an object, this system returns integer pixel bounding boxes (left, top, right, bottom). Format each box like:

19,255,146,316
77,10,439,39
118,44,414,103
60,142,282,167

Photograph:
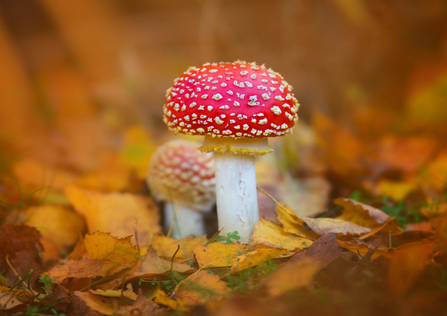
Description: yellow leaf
89,289,137,301
337,240,392,259
263,257,320,297
152,235,208,262
274,203,318,239
250,218,313,251
154,288,189,312
65,185,161,245
174,270,231,306
377,180,417,201
84,232,138,264
74,291,115,315
229,247,290,274
334,197,389,227
193,243,247,268
25,205,85,253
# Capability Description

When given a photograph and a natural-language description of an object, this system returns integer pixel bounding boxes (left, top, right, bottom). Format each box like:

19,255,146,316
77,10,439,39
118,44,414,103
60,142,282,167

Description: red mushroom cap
163,61,299,139
147,140,215,210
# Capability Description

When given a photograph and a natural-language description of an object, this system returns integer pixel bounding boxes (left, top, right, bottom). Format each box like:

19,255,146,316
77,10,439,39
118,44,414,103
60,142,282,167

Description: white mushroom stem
164,203,206,240
200,136,272,243
213,150,260,244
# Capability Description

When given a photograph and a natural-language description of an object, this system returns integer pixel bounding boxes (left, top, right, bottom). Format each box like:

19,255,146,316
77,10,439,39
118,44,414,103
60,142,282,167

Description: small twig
170,245,181,271
134,218,140,251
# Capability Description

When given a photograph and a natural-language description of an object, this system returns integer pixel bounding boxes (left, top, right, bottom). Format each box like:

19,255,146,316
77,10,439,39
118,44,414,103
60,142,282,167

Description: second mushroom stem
213,150,260,244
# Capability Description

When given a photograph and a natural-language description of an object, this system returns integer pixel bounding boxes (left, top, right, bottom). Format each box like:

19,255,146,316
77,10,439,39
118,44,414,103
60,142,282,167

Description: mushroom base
213,150,260,244
164,203,207,239
200,136,273,155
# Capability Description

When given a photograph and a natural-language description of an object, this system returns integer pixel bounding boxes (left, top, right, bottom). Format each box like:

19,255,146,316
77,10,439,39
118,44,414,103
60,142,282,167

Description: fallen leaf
228,247,290,274
193,243,247,268
84,232,139,276
74,291,115,315
249,218,313,251
274,203,318,239
0,291,24,310
337,240,392,259
116,289,164,315
287,234,342,268
376,136,438,174
154,288,189,312
90,288,138,300
388,242,433,296
376,180,417,201
124,246,194,284
152,235,208,262
65,185,161,245
25,205,85,255
299,216,371,237
174,270,231,305
49,259,104,284
334,197,389,227
263,257,320,297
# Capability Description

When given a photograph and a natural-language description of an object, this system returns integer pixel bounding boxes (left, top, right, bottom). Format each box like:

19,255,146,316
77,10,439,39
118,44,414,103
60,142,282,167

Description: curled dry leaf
334,197,389,226
89,288,138,301
65,185,161,245
298,216,371,237
249,218,313,251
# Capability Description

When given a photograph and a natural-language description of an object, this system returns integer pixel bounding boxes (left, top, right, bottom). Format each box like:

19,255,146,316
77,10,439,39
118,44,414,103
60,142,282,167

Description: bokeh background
1,0,447,223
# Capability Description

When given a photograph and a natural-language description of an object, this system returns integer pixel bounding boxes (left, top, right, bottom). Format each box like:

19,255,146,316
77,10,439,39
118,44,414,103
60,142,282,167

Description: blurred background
1,0,447,228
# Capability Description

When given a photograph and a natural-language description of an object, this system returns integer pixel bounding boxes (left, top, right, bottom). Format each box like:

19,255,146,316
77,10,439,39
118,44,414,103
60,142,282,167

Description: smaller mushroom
146,140,215,239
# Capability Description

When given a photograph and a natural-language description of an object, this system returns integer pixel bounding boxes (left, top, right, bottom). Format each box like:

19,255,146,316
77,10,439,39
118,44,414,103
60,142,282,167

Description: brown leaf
49,259,104,284
0,224,44,286
0,291,24,310
388,242,433,296
287,234,342,268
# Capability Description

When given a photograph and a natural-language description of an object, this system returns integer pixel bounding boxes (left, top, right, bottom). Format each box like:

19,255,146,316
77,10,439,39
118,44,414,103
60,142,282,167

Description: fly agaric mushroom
146,140,215,239
163,61,299,243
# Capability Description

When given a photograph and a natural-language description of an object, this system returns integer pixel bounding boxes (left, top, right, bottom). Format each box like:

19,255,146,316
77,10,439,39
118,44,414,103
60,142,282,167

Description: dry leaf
299,216,371,236
74,291,115,315
388,242,433,296
249,218,313,251
25,205,85,254
334,197,389,226
89,289,138,300
65,185,161,245
84,232,139,276
174,270,231,305
49,259,104,284
154,288,189,312
152,235,208,262
229,247,290,274
263,257,320,297
194,243,247,268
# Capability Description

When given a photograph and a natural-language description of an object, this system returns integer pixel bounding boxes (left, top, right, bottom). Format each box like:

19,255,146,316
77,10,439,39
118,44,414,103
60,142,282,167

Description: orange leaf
174,270,231,305
193,243,247,268
65,185,161,245
388,242,433,296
